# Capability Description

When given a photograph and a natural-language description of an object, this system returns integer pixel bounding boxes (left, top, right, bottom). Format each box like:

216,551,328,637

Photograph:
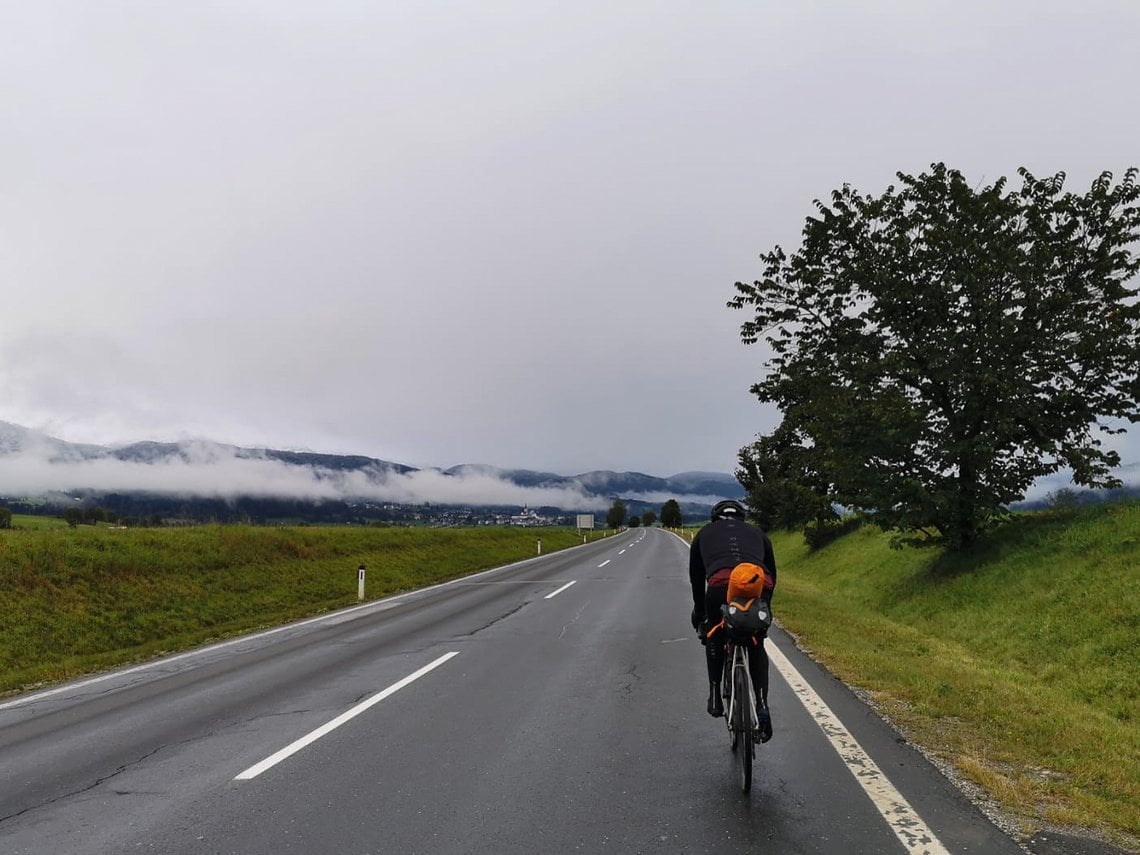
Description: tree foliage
730,164,1140,549
0,507,11,529
84,506,108,524
660,499,682,528
606,499,627,529
736,421,837,531
641,510,657,527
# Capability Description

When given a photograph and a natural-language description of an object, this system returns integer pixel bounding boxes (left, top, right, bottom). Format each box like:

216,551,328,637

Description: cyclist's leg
747,639,769,705
747,640,773,741
703,583,728,716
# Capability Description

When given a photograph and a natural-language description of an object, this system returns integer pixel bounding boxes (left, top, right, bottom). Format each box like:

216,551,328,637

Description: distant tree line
4,492,701,530
1,494,581,528
604,498,682,529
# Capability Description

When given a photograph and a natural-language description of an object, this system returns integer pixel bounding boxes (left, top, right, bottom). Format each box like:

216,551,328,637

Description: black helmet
710,499,746,521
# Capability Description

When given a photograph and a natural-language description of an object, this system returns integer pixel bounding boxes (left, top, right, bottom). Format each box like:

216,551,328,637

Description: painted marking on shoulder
768,643,952,855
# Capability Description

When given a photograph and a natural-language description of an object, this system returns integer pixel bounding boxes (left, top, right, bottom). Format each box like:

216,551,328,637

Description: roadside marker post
357,563,366,601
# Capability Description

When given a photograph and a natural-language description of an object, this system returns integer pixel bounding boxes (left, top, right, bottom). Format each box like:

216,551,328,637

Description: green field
7,513,70,530
769,502,1139,850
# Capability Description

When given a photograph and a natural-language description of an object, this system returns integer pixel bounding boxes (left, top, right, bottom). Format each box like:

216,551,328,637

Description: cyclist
689,499,776,740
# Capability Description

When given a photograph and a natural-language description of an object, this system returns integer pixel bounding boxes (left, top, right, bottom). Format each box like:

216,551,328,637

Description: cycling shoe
757,707,773,742
707,686,724,718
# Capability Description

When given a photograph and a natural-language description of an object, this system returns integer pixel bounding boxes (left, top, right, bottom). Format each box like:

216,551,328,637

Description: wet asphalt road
1,528,1037,854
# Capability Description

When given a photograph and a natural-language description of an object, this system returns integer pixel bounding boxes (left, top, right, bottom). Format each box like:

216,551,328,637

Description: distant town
0,492,699,529
359,503,570,528
0,496,609,529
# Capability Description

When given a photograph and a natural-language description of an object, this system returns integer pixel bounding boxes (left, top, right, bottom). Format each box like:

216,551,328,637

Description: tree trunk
955,454,979,549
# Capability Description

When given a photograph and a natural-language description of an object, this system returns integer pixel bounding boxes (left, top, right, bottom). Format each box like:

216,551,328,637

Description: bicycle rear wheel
733,663,753,793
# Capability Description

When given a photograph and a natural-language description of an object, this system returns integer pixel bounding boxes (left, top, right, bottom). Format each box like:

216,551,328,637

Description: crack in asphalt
454,603,527,637
619,664,642,697
559,602,588,640
0,708,310,827
0,741,171,826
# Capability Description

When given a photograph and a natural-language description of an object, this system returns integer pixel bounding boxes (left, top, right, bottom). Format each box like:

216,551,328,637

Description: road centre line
235,652,459,781
598,560,611,568
619,549,626,554
767,643,952,855
544,581,577,599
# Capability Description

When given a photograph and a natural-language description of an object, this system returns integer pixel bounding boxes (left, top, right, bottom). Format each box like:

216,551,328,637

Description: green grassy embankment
769,502,1139,849
0,524,591,696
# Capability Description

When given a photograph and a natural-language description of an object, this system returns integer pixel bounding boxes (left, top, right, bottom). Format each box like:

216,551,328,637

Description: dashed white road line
235,651,459,781
767,642,952,855
598,560,611,568
544,581,577,599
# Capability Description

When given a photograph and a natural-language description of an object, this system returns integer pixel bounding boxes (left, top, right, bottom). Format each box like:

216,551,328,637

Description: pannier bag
727,562,767,601
721,596,773,642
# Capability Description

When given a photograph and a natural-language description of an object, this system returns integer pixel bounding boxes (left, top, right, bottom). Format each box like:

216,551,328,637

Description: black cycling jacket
689,517,777,615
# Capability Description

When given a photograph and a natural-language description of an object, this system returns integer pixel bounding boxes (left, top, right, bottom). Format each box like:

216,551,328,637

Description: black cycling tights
704,583,769,704
706,634,769,704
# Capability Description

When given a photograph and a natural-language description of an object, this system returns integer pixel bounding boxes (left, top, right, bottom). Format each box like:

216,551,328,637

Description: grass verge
769,502,1139,850
0,524,591,696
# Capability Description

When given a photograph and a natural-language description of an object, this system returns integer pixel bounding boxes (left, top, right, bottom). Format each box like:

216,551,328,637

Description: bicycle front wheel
733,663,753,794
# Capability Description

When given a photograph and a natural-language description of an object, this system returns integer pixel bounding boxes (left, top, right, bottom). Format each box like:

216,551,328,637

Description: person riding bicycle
689,499,776,740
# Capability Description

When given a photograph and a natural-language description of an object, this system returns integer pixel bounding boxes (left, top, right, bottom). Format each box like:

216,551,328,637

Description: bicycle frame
721,637,758,793
723,641,759,737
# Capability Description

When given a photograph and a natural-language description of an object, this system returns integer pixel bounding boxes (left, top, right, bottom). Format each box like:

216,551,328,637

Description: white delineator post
536,538,542,555
357,563,366,601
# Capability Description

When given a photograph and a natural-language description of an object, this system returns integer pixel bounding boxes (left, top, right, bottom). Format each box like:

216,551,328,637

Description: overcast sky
2,0,1138,480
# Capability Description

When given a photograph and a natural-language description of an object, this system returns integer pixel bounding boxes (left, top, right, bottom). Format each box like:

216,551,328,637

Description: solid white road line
767,642,952,855
234,651,459,781
544,581,577,600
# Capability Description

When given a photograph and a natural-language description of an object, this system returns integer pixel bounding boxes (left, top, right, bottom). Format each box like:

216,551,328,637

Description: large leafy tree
730,164,1140,549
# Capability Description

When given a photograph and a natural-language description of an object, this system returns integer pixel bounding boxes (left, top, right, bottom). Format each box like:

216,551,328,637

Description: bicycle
715,597,773,794
723,634,759,792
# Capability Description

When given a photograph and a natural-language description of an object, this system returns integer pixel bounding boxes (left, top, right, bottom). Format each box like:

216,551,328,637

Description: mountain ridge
0,420,744,506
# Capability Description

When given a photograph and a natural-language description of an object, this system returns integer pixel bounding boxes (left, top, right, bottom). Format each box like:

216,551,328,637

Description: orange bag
726,562,766,601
